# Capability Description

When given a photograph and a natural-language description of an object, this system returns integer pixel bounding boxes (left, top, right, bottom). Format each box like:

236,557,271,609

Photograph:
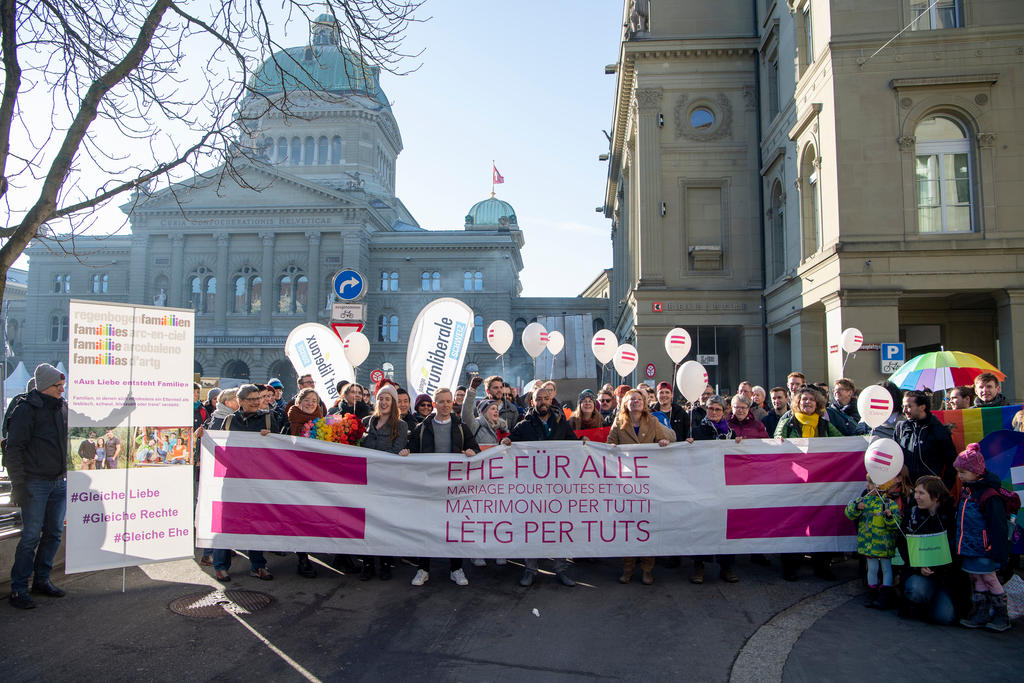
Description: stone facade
604,0,1024,399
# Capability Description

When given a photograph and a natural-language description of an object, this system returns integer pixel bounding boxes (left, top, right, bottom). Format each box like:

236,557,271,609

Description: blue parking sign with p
881,343,904,362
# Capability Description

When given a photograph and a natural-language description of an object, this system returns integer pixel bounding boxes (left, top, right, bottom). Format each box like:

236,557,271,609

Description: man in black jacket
895,390,958,489
404,388,478,587
4,364,68,609
510,383,577,588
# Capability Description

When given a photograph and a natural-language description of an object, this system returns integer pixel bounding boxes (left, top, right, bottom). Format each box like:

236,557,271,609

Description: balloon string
871,489,907,539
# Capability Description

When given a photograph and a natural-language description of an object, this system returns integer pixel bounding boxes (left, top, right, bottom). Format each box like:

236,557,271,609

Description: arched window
290,137,301,164
277,266,307,313
473,315,483,342
381,271,398,291
514,318,527,340
800,145,820,258
303,136,314,165
223,360,250,380
420,271,440,291
378,314,399,342
331,136,342,164
232,266,261,314
53,274,70,293
770,180,786,279
317,136,328,164
277,137,288,163
464,272,472,291
194,360,203,375
915,114,972,233
205,276,216,314
593,318,605,333
50,314,63,342
473,271,482,290
187,266,213,312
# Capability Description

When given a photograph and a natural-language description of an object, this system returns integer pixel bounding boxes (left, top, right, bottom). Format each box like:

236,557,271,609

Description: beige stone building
603,0,1024,400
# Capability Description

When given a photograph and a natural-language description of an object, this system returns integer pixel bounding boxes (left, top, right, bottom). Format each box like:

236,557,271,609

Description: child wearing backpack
954,443,1013,631
845,474,902,609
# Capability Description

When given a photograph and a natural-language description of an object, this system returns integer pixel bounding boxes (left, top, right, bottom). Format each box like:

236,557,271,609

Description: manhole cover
169,590,274,619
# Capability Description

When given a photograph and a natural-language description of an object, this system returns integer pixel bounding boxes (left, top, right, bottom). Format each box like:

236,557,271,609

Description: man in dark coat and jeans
4,364,69,609
405,387,479,587
895,390,958,489
510,381,578,588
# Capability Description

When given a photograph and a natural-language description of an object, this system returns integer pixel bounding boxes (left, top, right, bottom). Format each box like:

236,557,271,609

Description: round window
690,107,715,130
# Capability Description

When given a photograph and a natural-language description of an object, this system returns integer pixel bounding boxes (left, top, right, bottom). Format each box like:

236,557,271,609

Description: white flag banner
405,297,474,397
196,432,872,557
285,323,355,406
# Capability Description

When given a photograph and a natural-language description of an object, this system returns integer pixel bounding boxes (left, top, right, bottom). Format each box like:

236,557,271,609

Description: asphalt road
1,553,1021,682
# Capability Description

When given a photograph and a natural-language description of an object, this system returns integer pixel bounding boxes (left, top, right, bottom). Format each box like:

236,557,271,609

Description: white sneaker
450,568,469,586
471,558,487,567
495,558,507,565
411,569,429,586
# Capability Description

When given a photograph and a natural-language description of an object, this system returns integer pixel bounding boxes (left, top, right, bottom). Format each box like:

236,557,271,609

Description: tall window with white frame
378,314,399,343
187,267,214,313
91,273,108,294
767,54,780,121
909,0,963,30
381,271,398,291
770,180,786,279
800,146,821,259
277,266,308,313
232,266,261,314
464,271,482,291
915,114,973,233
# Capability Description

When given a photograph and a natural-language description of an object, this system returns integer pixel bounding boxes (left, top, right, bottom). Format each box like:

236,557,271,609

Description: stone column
214,232,229,332
633,88,664,287
823,290,900,387
789,305,826,384
306,231,321,321
996,289,1024,403
169,234,184,308
259,232,275,329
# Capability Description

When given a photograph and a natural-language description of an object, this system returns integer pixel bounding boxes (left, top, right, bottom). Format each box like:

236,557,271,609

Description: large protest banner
65,300,195,573
196,433,871,556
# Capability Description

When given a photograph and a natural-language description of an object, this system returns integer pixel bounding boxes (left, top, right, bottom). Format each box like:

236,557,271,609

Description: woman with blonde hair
607,389,674,584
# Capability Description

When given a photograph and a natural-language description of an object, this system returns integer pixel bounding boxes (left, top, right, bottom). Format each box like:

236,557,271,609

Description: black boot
960,590,991,629
878,586,897,610
986,593,1012,632
864,586,880,608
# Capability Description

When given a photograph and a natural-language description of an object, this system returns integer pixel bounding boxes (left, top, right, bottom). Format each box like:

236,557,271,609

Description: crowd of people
185,368,1023,632
2,358,1021,629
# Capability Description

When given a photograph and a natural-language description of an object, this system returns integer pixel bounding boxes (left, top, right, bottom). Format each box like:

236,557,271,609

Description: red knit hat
953,442,986,475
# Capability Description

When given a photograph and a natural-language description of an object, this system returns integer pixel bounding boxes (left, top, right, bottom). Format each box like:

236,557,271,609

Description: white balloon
523,379,540,396
612,344,639,377
547,330,565,356
864,438,905,486
857,385,894,430
486,320,513,355
342,331,370,368
841,327,864,354
675,360,708,403
664,328,692,364
522,322,548,359
591,329,618,364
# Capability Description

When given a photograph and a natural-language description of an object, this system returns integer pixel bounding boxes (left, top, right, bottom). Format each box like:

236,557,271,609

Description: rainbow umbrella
889,350,1004,391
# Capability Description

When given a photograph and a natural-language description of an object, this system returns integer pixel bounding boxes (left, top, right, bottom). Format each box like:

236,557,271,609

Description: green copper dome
249,17,389,107
465,197,517,227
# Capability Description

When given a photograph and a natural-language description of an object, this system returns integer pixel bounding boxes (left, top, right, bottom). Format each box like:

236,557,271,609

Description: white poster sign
284,322,355,405
196,432,870,556
65,468,195,573
405,297,474,397
65,300,195,573
68,301,194,426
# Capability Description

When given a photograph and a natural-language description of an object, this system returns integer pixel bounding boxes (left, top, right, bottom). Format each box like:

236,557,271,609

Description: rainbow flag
933,405,1022,453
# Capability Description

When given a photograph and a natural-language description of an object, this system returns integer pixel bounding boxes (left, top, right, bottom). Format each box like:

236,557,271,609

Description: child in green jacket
845,475,902,609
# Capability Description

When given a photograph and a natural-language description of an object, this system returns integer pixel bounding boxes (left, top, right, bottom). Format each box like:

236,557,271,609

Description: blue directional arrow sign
333,269,366,302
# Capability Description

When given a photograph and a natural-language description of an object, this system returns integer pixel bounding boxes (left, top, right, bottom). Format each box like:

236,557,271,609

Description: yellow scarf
793,411,819,438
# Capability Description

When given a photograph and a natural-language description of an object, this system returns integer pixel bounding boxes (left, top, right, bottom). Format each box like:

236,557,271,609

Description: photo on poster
69,426,129,471
130,426,194,466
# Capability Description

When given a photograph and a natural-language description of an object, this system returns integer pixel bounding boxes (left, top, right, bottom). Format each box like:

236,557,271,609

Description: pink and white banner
196,432,872,556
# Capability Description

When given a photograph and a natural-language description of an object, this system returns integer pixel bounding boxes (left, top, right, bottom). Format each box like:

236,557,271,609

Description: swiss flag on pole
492,164,504,185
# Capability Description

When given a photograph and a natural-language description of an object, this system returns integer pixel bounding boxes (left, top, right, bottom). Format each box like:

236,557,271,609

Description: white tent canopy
3,361,32,401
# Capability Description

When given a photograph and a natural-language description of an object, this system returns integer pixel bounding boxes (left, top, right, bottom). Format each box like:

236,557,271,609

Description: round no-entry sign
370,369,384,383
645,363,656,378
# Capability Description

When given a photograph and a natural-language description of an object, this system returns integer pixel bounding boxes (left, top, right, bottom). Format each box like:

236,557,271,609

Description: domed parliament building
22,17,607,392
